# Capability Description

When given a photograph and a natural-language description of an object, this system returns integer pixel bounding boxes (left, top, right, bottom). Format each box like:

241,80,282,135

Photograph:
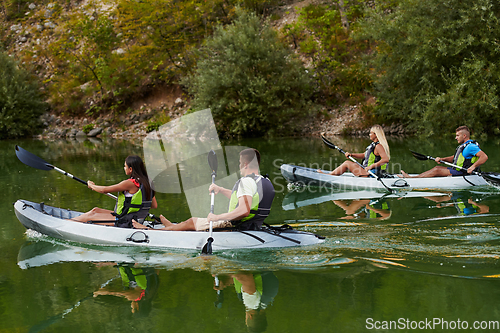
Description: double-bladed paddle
320,134,400,193
15,145,117,200
410,150,500,187
202,150,218,254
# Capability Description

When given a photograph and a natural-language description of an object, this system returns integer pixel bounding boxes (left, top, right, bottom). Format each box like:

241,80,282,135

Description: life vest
362,142,388,173
228,174,275,230
452,140,480,172
455,198,479,216
119,265,149,290
234,273,263,295
366,200,389,219
113,179,154,227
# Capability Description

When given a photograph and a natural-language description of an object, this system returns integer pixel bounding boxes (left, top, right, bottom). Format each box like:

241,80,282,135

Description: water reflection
333,197,391,220
93,263,160,315
214,271,279,332
282,186,447,220
422,191,491,216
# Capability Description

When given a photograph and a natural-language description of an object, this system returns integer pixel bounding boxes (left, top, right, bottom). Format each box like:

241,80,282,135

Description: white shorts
194,218,232,231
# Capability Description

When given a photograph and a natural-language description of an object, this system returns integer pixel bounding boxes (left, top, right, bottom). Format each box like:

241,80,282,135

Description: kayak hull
281,164,489,190
14,200,324,251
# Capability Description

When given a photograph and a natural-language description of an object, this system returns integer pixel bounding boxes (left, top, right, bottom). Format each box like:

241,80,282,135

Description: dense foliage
0,51,46,139
282,1,370,106
184,10,314,137
359,0,500,136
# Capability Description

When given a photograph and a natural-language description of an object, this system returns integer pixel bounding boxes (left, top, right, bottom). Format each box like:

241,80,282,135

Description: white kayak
281,164,490,190
14,200,325,251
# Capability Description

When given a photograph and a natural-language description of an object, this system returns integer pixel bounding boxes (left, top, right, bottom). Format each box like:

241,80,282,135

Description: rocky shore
39,100,408,141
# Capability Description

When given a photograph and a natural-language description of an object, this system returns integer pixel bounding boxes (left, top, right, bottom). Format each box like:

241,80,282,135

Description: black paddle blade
201,237,214,255
208,150,218,176
321,135,344,154
15,145,53,171
409,150,432,161
482,172,500,187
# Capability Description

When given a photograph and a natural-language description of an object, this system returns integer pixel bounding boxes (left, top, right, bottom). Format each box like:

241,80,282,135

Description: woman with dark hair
72,155,157,226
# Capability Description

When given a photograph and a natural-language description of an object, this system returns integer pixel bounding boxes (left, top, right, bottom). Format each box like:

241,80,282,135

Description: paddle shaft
202,150,218,254
51,166,117,200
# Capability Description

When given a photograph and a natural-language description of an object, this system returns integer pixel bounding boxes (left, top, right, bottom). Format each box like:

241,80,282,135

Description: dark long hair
125,155,153,200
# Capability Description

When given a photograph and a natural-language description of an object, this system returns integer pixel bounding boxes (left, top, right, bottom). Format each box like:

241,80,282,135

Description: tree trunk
338,0,349,33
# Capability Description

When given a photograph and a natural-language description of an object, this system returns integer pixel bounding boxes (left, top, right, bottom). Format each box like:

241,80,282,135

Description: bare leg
71,207,115,223
402,166,452,178
329,161,369,177
143,216,197,231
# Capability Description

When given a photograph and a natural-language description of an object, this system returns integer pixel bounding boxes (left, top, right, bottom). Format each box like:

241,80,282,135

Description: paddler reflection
333,197,391,220
93,263,160,315
213,271,279,333
424,192,489,216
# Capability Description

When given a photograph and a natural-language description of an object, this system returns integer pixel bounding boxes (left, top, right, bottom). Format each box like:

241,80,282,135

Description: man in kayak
401,126,488,178
134,148,275,231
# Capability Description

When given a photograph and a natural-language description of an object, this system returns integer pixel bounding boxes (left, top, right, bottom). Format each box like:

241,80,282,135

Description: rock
87,128,102,137
67,129,78,137
76,131,87,137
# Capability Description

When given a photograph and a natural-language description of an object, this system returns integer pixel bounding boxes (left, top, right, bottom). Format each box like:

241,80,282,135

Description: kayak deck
14,200,325,251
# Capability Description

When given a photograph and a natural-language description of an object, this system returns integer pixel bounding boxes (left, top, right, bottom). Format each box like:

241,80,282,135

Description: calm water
2,136,500,332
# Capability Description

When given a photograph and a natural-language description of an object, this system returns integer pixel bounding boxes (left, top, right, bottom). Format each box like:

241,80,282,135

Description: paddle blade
208,150,218,176
201,237,214,255
409,150,432,161
482,172,500,187
321,135,343,153
15,145,53,171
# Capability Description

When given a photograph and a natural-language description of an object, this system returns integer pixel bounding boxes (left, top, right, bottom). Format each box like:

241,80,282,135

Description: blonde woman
318,125,390,176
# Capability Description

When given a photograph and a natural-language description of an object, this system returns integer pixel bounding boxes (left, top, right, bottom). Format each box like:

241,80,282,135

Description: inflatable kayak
281,164,490,190
14,200,325,251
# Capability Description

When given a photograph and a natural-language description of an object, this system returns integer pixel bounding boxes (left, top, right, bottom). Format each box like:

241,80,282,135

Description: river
1,136,500,332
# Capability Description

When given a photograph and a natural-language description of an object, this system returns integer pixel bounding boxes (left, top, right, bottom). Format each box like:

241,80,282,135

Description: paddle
410,150,500,187
320,134,397,193
202,150,218,254
15,145,117,199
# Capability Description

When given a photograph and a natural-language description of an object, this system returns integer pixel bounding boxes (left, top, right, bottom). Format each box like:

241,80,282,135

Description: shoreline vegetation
2,0,499,140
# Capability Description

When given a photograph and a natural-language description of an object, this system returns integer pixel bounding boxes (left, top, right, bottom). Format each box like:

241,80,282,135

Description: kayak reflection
213,271,279,333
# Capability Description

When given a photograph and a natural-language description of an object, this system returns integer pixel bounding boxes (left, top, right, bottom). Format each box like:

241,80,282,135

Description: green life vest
234,273,263,295
119,266,148,290
362,142,388,173
228,174,275,230
114,180,153,223
452,140,479,171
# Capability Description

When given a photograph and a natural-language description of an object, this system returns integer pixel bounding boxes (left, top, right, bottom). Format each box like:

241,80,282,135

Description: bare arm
209,183,232,199
366,145,389,170
468,150,488,173
88,179,137,194
207,195,252,222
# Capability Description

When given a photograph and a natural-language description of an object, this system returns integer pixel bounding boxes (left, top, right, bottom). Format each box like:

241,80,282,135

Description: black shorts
447,167,466,176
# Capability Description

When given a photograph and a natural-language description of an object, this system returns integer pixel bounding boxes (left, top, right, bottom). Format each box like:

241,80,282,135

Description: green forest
1,0,500,138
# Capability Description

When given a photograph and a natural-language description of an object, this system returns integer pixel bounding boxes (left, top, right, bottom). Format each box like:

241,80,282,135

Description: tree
358,0,500,136
0,51,46,139
184,9,314,137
